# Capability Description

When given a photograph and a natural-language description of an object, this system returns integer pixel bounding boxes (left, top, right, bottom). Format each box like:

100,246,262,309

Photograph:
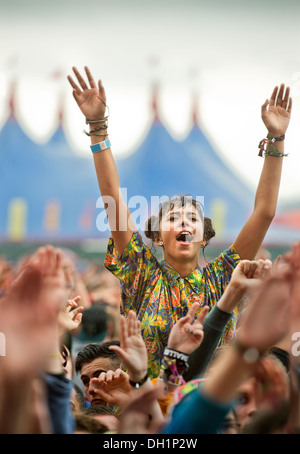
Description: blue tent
115,96,254,242
0,91,101,241
180,118,254,241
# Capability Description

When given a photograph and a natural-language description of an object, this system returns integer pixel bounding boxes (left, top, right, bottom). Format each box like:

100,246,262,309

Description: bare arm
233,84,292,260
67,66,134,255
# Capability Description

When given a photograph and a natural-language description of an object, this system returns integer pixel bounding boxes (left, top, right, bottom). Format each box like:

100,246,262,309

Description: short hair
75,340,121,374
81,404,121,418
73,412,109,434
72,382,86,411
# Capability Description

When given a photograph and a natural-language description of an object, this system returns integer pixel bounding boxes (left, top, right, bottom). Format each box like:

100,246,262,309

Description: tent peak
8,79,17,119
151,81,161,124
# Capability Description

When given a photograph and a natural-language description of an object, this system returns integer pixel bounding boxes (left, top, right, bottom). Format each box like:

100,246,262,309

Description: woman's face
158,203,204,264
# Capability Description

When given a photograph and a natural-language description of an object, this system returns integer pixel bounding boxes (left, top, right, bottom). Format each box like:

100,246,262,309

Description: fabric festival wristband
163,347,189,364
90,139,111,153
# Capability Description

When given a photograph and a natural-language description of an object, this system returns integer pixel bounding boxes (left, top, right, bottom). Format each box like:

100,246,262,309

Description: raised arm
67,66,135,254
233,84,292,260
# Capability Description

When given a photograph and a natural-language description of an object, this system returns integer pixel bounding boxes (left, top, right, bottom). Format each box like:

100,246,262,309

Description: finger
269,86,278,107
109,345,127,364
187,302,200,321
287,96,292,114
113,368,123,379
261,98,269,115
282,86,290,109
72,66,88,90
98,372,107,383
273,255,282,270
187,326,204,339
196,305,209,324
67,75,81,94
45,245,56,274
67,299,78,308
119,316,127,349
105,370,114,382
98,79,107,103
84,66,96,89
128,310,137,337
73,295,81,303
54,249,62,274
71,306,84,319
72,89,81,104
276,83,285,106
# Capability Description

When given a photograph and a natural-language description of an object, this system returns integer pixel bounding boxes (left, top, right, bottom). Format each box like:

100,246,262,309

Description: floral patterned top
105,231,241,379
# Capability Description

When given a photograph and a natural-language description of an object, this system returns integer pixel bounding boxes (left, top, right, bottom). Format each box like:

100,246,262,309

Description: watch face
243,347,260,364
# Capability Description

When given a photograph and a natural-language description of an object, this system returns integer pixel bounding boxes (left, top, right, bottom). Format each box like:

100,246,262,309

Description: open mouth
176,231,193,243
91,399,106,406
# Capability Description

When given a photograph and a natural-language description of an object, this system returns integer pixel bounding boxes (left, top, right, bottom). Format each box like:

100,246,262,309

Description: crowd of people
0,67,299,435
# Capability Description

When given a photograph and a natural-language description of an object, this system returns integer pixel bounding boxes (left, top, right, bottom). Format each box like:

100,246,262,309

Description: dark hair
144,194,215,246
72,383,86,411
81,404,121,418
81,305,108,337
75,340,121,374
73,412,109,434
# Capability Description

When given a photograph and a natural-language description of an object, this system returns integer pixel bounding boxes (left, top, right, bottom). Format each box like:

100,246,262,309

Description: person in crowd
80,405,121,432
74,340,126,407
0,245,76,433
68,66,292,378
161,244,300,434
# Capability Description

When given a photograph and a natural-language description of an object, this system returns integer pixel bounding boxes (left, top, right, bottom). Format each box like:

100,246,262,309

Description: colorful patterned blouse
105,231,241,379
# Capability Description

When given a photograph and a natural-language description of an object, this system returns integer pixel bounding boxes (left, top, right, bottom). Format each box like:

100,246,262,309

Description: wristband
90,139,111,153
258,134,286,157
129,373,149,388
163,347,189,365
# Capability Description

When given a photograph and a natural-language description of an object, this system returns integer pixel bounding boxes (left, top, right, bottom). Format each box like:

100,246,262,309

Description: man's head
75,340,121,405
233,354,290,432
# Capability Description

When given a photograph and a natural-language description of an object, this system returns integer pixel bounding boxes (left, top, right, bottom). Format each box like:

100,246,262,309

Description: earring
159,241,163,246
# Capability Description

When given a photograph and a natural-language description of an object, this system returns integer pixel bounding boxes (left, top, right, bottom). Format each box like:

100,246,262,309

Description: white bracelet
90,139,111,153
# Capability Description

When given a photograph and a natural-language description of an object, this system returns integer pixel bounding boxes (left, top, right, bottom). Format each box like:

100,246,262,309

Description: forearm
202,342,256,403
133,378,165,425
90,129,133,251
254,139,284,219
184,305,233,381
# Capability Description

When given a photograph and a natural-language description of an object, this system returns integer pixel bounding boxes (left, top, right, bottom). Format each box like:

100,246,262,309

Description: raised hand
284,242,300,336
67,66,107,121
109,310,148,383
229,259,272,293
90,369,131,408
58,295,84,337
236,264,293,353
0,246,70,374
261,84,292,136
118,387,165,435
167,303,209,354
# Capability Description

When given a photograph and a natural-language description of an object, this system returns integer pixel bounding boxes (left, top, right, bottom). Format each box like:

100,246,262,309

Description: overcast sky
1,0,300,203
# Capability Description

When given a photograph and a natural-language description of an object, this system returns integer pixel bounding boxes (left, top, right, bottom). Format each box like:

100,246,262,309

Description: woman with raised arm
68,67,291,379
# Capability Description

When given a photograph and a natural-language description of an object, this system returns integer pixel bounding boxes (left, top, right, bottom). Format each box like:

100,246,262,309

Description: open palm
67,66,107,120
109,311,148,383
261,84,292,136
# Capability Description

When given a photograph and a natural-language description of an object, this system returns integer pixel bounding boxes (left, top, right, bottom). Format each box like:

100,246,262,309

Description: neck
164,255,199,278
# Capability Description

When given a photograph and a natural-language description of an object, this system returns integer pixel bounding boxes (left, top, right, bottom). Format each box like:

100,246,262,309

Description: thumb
109,345,128,364
261,99,269,115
